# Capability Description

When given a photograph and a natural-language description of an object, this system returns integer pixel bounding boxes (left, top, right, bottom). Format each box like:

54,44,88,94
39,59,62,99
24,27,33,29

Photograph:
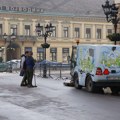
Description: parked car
0,62,9,72
6,59,21,69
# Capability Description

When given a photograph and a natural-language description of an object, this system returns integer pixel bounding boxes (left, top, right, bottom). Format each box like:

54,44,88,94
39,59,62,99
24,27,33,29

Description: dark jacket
26,56,35,69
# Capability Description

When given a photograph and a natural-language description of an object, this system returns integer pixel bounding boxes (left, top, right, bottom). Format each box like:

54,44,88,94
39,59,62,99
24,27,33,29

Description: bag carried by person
19,69,25,76
23,60,26,70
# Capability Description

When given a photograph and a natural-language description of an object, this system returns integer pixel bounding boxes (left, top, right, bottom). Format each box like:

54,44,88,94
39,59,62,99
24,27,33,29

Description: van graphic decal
78,47,94,72
100,46,120,67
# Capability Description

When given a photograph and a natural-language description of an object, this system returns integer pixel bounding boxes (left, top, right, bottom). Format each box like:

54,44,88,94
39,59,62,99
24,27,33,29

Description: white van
70,44,120,94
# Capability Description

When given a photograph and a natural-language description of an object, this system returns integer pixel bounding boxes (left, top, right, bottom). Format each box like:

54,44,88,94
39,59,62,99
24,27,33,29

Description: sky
0,0,111,17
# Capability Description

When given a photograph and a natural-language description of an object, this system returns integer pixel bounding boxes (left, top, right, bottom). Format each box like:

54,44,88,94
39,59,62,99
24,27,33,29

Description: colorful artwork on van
100,46,120,67
78,47,94,72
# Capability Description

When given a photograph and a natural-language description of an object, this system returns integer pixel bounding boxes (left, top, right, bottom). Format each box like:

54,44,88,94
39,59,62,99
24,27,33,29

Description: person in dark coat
26,51,35,88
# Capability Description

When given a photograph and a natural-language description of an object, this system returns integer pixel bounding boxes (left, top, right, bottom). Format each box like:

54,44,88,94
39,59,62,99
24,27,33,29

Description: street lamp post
35,23,54,78
3,33,16,73
75,39,80,45
102,0,120,45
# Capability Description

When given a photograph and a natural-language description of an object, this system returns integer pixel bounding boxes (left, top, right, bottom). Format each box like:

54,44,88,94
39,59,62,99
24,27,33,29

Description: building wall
115,0,120,3
0,11,114,62
115,1,120,33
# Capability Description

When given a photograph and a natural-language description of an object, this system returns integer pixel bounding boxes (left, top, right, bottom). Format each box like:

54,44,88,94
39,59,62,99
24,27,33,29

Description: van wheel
74,74,82,89
95,87,104,94
86,76,95,92
110,87,120,95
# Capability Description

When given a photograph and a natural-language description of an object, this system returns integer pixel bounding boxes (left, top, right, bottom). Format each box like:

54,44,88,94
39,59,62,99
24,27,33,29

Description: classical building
0,0,116,63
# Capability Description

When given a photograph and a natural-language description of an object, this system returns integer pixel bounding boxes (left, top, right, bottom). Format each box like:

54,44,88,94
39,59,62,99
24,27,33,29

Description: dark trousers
26,68,34,86
21,71,28,85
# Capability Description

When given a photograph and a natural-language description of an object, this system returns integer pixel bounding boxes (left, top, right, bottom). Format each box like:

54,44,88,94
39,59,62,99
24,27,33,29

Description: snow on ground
0,72,56,120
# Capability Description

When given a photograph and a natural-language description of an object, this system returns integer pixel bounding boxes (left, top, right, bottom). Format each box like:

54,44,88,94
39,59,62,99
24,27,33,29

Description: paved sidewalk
0,72,56,120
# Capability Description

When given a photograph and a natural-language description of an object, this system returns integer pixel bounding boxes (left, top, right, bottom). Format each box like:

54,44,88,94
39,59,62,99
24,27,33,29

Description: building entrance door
6,43,20,61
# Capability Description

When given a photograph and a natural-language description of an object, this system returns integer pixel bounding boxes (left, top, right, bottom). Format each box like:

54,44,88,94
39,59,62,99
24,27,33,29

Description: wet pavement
0,72,120,120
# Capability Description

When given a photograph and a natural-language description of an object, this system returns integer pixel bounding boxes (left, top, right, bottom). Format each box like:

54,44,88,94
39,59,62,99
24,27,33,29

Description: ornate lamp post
102,0,119,45
35,23,54,78
3,33,16,73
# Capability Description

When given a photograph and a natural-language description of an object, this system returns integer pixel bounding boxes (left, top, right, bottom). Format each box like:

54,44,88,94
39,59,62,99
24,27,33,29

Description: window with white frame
62,48,69,63
39,26,43,35
25,25,30,36
50,48,57,61
74,27,80,38
10,24,17,35
96,28,102,39
51,26,56,37
25,47,32,52
85,28,91,39
37,47,44,61
63,27,69,38
107,29,112,35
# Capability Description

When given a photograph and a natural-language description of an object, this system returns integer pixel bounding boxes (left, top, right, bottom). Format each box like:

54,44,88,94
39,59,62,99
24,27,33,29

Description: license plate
107,76,120,80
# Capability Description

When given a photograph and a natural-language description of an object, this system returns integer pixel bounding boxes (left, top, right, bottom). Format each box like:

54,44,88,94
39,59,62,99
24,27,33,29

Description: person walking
26,51,35,88
20,51,29,86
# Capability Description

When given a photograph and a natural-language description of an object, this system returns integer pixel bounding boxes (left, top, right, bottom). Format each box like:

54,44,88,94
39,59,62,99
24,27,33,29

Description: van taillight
96,67,103,75
103,69,109,75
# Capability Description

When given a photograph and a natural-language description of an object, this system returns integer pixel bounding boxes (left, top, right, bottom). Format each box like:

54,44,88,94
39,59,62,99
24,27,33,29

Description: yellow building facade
0,9,114,63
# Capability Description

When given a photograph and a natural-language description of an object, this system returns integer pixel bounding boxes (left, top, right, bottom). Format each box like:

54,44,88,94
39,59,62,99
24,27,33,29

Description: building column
46,48,50,60
57,47,62,62
58,21,62,38
103,24,107,39
21,46,24,55
32,19,37,36
70,22,73,38
4,18,9,34
32,46,37,59
81,23,85,39
18,18,24,35
3,47,7,62
92,24,96,39
3,18,9,62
